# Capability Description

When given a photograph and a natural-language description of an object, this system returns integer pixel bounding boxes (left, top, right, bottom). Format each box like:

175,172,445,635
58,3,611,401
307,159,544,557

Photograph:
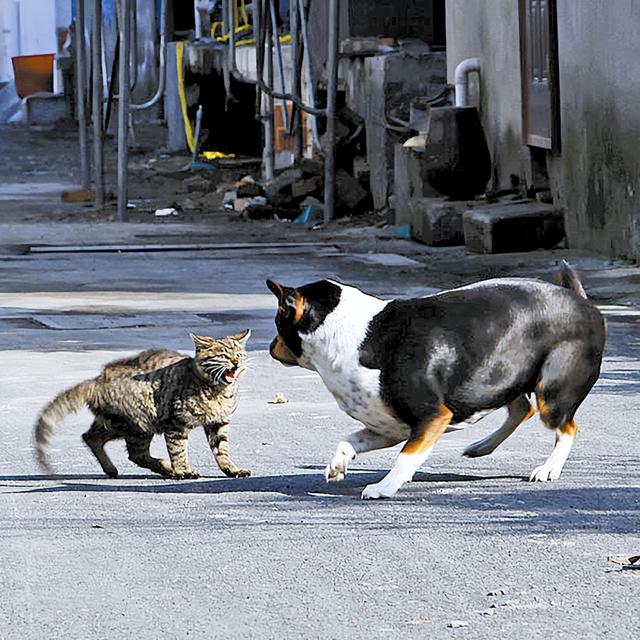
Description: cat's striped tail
35,380,95,473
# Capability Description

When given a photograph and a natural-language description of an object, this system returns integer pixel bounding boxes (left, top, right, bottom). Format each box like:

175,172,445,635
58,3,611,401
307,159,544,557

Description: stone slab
463,200,565,254
409,197,467,246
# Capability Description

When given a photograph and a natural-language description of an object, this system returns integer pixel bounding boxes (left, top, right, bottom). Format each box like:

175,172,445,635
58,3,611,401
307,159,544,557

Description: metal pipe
323,0,339,224
194,0,202,39
75,0,90,189
221,0,229,35
129,0,138,90
117,0,131,221
454,57,481,107
297,0,320,147
268,0,289,130
192,105,203,163
228,0,236,65
234,0,323,116
264,1,275,181
289,0,302,157
131,0,167,110
92,0,104,207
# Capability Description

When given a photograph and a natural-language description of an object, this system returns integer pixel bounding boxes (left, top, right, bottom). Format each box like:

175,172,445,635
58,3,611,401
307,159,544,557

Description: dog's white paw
361,480,397,500
529,462,561,482
324,442,356,483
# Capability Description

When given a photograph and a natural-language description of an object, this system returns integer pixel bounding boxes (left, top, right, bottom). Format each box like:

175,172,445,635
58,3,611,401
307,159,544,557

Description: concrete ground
1,124,639,639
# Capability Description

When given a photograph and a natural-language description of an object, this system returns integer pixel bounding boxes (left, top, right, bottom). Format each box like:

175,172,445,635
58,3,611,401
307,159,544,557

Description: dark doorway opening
184,69,263,157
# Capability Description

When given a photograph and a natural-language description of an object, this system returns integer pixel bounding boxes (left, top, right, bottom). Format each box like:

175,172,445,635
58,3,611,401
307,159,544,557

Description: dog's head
266,279,342,368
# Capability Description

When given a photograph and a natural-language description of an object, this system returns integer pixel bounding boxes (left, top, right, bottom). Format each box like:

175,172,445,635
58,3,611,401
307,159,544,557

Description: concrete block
336,169,369,211
23,93,67,125
463,200,565,254
393,143,439,226
291,176,322,199
409,197,465,246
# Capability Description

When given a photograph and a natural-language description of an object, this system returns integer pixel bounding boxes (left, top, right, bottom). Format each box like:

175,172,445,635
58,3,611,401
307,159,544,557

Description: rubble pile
226,107,372,224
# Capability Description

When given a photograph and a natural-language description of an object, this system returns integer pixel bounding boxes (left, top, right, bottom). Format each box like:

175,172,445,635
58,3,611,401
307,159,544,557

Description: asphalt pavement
0,223,639,639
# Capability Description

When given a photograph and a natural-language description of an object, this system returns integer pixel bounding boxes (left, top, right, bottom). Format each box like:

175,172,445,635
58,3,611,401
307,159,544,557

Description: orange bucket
12,54,54,98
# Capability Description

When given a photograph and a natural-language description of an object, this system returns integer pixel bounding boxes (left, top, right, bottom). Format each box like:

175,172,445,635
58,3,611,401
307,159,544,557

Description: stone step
463,200,564,254
409,197,466,246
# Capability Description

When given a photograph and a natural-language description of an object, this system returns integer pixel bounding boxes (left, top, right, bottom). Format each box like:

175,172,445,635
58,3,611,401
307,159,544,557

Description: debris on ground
607,554,640,569
269,392,288,405
61,188,96,203
154,207,179,217
447,620,469,629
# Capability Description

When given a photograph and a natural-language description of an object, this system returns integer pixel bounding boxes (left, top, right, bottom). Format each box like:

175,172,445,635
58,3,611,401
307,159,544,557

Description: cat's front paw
171,469,201,480
224,468,251,478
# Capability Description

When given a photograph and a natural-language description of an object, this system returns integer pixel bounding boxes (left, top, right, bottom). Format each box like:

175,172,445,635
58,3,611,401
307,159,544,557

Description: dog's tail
556,260,587,299
35,380,95,474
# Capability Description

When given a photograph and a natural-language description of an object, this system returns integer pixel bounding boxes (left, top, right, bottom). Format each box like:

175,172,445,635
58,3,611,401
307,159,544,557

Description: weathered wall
550,0,640,257
445,0,524,192
446,0,640,258
342,52,446,210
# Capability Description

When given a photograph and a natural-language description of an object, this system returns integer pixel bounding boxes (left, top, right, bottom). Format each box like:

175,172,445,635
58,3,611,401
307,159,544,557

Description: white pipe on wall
454,57,481,107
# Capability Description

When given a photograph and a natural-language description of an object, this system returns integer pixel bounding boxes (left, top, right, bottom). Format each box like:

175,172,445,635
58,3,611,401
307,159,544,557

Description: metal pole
194,0,202,39
92,0,104,207
264,1,275,181
268,0,289,131
297,0,321,148
323,0,339,224
117,0,131,221
290,0,303,158
75,0,90,189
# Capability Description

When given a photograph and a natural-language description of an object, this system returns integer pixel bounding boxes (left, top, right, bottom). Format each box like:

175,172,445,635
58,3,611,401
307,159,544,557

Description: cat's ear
190,333,216,351
232,328,251,346
266,279,285,301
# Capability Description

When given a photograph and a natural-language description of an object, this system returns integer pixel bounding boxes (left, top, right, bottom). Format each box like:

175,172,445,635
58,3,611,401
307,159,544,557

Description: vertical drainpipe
75,0,90,190
323,0,339,224
264,1,275,181
92,0,104,208
117,0,131,222
194,0,202,39
290,0,303,159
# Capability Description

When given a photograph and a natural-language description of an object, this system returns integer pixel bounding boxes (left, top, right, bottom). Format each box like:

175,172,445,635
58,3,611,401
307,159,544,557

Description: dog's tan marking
523,403,536,422
558,419,579,436
293,294,306,323
271,336,298,365
402,404,453,455
535,382,552,423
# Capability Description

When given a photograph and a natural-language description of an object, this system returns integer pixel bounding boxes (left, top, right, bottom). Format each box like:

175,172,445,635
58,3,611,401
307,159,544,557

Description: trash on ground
154,207,179,217
269,392,288,404
61,188,95,203
447,620,469,629
200,150,236,160
222,190,237,209
608,554,640,569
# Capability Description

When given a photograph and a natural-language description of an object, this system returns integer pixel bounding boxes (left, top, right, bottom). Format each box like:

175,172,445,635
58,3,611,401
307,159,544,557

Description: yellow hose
176,41,195,154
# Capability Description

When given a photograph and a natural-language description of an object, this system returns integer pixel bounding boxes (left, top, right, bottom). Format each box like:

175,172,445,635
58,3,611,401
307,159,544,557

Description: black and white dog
266,262,605,499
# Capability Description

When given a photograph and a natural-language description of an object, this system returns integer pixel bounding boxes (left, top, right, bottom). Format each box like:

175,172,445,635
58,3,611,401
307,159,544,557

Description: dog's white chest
320,361,410,439
301,286,410,440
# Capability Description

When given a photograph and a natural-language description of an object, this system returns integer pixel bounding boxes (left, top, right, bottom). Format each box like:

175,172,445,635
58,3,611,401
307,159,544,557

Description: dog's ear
266,280,307,323
266,279,285,301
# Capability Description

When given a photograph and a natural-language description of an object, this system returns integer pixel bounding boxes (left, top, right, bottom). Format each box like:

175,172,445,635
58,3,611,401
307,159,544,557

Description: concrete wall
445,0,640,258
550,0,640,257
445,0,524,192
342,52,446,210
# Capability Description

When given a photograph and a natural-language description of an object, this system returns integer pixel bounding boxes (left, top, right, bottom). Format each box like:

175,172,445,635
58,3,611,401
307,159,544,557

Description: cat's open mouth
223,368,238,383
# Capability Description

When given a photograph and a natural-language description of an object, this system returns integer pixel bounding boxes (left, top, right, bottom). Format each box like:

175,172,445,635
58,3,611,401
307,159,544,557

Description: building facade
446,0,640,258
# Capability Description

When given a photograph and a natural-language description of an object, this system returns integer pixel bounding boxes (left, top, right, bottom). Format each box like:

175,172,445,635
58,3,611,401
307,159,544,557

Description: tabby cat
35,331,251,479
